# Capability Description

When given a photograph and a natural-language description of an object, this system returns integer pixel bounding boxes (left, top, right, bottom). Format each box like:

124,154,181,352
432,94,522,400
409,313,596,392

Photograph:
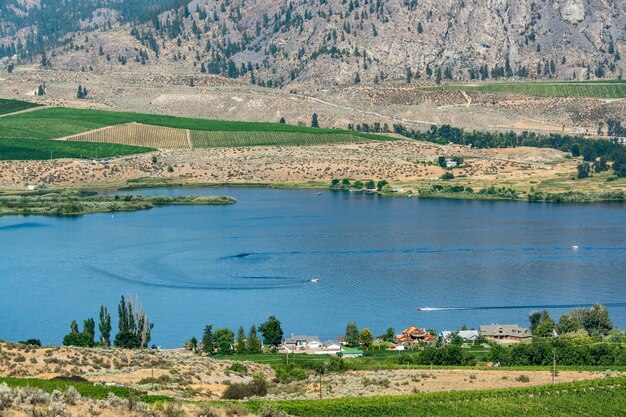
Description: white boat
311,278,319,283
572,245,579,250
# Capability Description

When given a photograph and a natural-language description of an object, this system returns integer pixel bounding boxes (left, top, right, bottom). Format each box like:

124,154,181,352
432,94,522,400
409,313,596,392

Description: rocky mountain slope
1,0,625,88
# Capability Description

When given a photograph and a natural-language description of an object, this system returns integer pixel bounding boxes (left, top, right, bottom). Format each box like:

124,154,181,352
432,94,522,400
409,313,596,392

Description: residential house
440,330,479,344
283,335,321,350
395,325,436,347
479,324,531,344
446,160,458,168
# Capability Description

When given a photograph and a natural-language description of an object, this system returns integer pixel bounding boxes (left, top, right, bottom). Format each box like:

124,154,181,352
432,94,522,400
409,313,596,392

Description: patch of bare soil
0,141,576,190
294,368,607,399
0,341,272,401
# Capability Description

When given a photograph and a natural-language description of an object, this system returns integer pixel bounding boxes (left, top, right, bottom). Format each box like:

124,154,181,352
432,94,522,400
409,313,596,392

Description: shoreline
2,179,625,205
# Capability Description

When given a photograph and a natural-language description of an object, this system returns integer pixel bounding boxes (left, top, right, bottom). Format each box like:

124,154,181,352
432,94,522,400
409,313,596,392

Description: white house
323,340,341,351
441,330,480,344
284,335,320,349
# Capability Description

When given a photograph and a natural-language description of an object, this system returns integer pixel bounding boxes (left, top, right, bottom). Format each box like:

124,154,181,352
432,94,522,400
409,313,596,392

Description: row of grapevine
190,130,367,148
64,123,190,149
256,377,626,417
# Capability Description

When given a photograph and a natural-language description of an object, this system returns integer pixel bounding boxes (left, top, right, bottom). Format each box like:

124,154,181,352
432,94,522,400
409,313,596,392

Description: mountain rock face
1,0,625,88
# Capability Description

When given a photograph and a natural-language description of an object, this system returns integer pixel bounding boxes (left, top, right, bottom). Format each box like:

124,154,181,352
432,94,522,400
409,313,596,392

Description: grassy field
0,138,154,160
250,377,626,417
423,81,626,98
0,107,394,144
0,98,41,115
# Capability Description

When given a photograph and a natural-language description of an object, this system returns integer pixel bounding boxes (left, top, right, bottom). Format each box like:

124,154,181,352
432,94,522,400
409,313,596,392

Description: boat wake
419,302,626,312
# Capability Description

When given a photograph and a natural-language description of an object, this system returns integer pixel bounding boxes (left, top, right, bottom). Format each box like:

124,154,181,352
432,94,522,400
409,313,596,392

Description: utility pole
552,348,557,384
319,371,322,399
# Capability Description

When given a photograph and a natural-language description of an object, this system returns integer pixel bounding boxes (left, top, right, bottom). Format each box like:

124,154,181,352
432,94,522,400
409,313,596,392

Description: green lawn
423,81,626,98
0,138,154,160
0,107,392,143
0,98,41,115
251,377,626,417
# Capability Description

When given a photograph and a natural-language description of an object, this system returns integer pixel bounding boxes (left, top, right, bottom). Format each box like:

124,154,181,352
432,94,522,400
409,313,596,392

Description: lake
1,187,625,347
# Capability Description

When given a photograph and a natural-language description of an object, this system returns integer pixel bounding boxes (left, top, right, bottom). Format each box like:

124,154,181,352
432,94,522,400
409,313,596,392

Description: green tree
99,306,111,347
344,322,359,347
279,117,286,124
376,180,388,191
202,324,215,354
359,328,373,347
577,162,591,179
247,325,262,353
311,113,320,128
365,180,375,189
83,318,96,346
259,315,283,346
114,295,153,349
384,327,395,342
584,304,613,336
215,328,235,354
437,156,447,168
354,72,361,84
235,326,247,354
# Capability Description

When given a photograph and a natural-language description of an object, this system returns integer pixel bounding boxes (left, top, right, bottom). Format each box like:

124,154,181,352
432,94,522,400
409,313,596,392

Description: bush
222,374,268,400
516,375,530,383
272,363,308,383
229,362,248,375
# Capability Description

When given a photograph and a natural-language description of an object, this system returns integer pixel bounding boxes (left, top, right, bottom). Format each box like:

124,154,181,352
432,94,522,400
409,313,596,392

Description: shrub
222,379,268,400
229,362,248,375
516,374,530,383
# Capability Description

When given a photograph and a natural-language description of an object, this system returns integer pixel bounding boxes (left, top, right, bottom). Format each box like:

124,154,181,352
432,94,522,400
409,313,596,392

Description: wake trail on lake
419,302,626,312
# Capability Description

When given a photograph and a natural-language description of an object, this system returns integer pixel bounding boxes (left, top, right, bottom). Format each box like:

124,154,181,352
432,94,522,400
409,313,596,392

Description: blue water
1,188,625,347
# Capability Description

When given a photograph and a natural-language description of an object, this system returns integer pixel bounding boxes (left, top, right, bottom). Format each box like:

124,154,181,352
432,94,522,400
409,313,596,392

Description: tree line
62,295,153,349
186,315,284,355
390,122,626,178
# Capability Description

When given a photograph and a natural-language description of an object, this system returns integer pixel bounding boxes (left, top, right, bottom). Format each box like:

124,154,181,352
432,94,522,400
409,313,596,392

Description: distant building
479,324,531,344
446,161,458,168
341,349,364,358
323,340,342,352
284,335,320,349
395,325,436,346
440,330,480,343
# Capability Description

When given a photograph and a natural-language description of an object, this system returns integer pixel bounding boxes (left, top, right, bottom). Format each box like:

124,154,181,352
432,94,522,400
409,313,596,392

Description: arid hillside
2,0,625,88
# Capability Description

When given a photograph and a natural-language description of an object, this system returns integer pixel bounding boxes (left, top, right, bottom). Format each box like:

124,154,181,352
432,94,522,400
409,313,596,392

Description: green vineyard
424,81,626,99
190,130,374,148
252,377,626,417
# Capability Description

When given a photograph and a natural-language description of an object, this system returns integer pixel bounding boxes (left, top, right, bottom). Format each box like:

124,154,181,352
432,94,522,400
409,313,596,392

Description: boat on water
311,278,319,283
317,192,323,196
417,307,423,311
572,245,579,250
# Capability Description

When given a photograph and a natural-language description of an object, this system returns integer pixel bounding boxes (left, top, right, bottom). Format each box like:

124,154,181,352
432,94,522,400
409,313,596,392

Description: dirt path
0,105,47,118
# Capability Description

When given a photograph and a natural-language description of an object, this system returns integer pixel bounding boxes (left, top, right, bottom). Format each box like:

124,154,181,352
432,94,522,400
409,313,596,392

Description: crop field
0,98,41,115
190,130,375,147
0,138,154,160
0,107,392,142
65,123,191,149
251,377,626,417
424,81,626,99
